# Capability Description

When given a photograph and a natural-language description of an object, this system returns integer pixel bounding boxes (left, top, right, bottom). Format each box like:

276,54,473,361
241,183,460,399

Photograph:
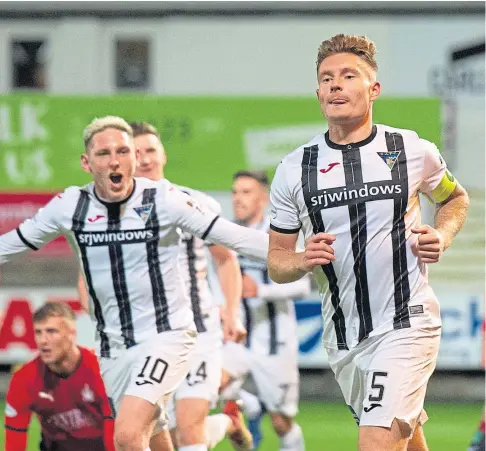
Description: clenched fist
302,232,336,271
411,224,445,264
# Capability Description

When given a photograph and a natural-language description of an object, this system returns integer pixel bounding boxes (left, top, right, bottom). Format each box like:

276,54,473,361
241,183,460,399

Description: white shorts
167,309,223,430
100,329,197,434
327,326,441,436
223,341,300,418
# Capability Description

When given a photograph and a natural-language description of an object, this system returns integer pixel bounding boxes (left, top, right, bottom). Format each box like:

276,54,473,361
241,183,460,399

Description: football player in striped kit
220,170,310,451
130,121,253,451
0,116,268,451
268,34,469,451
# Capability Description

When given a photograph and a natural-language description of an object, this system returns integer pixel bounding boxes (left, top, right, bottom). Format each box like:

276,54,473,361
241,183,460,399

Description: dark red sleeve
5,367,32,451
84,349,115,451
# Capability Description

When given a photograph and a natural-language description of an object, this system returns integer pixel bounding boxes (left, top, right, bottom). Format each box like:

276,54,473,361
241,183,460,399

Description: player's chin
107,180,129,198
39,353,54,364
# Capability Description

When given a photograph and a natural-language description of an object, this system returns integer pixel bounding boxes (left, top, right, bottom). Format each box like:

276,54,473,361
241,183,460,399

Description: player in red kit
4,302,115,451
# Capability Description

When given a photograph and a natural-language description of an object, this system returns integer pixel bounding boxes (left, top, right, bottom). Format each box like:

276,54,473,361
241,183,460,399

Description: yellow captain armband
431,169,457,203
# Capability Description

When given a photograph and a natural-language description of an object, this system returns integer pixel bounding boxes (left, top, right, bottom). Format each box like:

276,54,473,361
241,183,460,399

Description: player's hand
241,274,258,298
221,308,247,344
411,224,444,264
302,233,336,270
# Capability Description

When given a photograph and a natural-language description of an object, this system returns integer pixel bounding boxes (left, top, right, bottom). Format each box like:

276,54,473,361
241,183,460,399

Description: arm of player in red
103,415,115,451
91,356,116,451
4,370,32,451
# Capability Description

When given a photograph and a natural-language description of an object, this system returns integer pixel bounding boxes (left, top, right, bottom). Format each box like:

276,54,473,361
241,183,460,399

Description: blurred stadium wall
0,1,483,401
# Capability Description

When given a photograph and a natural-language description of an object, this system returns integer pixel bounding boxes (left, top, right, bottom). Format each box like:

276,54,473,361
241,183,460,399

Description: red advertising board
0,193,72,256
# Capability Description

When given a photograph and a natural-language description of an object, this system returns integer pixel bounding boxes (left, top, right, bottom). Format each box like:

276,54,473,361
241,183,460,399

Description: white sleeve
0,194,63,264
167,187,268,262
178,187,222,216
258,275,311,302
180,188,222,246
419,139,457,203
420,140,446,193
269,161,301,234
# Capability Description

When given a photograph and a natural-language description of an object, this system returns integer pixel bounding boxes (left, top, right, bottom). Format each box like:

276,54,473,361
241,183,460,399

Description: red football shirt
4,346,114,451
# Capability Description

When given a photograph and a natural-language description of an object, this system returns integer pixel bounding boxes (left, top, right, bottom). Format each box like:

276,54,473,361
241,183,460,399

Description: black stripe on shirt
16,227,39,250
301,145,348,350
262,268,278,355
72,191,111,357
241,267,253,349
385,132,411,329
201,215,219,240
242,298,252,349
342,148,373,342
106,203,136,348
185,236,206,332
142,188,171,332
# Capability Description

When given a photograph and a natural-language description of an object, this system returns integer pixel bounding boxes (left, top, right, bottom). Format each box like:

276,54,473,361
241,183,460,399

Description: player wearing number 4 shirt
129,122,253,451
0,116,269,451
220,170,310,451
268,34,469,451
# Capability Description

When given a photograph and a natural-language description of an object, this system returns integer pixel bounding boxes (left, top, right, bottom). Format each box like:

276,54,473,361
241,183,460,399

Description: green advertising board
0,95,440,191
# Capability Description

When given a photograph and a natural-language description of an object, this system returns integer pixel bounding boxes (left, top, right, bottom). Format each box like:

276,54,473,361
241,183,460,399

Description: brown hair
33,302,76,324
130,122,161,139
233,170,269,187
316,34,378,74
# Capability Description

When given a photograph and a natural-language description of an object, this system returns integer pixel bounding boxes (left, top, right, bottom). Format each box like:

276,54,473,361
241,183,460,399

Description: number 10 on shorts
136,356,169,386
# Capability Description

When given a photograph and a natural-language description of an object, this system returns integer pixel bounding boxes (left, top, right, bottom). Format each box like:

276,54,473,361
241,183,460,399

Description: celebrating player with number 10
0,116,269,451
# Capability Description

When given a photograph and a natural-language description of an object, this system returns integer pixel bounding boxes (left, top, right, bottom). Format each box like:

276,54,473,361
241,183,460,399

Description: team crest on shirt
81,384,95,403
133,203,153,223
377,151,401,170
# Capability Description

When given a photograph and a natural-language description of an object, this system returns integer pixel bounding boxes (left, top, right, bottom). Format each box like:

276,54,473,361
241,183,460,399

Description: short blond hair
83,116,133,151
316,34,378,74
33,301,76,325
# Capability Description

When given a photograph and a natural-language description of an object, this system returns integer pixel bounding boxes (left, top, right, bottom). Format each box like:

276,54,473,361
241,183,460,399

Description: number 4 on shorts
186,361,208,386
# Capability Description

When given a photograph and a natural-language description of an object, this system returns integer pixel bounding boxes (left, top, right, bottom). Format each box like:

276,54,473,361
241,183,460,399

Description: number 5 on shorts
368,371,388,402
136,356,169,386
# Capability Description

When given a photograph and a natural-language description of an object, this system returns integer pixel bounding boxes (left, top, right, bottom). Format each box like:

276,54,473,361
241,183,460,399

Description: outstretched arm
167,186,269,261
268,229,336,283
0,193,63,265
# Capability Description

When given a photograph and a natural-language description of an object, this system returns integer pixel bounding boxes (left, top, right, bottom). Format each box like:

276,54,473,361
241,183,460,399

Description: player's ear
80,152,91,174
134,145,140,166
161,148,167,167
370,81,381,102
262,189,269,205
69,321,77,342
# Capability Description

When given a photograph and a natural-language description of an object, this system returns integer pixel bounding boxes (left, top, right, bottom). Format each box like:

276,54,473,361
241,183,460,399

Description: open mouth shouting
109,173,123,185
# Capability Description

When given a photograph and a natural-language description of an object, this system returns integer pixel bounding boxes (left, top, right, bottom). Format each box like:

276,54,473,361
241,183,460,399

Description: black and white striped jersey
270,124,453,350
238,217,311,355
175,184,222,333
0,177,269,357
